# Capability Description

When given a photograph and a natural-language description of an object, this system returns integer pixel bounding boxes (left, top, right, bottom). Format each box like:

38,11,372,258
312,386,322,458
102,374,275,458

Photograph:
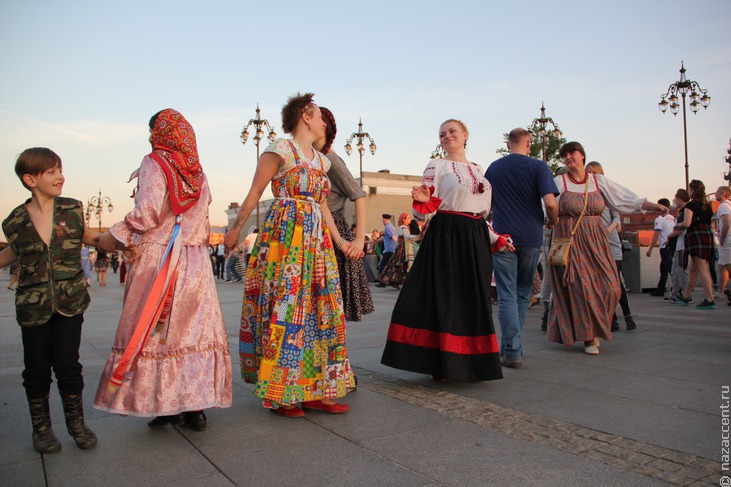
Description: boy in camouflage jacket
0,148,126,453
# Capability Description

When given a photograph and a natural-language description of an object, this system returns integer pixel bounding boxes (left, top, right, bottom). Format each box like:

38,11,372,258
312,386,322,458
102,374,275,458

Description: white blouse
416,158,492,219
554,173,645,214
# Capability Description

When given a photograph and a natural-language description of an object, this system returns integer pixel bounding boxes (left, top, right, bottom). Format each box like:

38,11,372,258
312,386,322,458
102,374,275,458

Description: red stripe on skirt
387,323,499,355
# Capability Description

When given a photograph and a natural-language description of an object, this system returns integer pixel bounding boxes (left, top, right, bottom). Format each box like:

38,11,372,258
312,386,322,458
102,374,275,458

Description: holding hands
349,235,366,259
94,232,139,263
224,228,240,253
338,239,364,260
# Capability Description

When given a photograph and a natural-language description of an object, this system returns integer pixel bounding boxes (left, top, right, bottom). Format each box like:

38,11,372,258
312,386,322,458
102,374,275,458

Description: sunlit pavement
0,272,728,486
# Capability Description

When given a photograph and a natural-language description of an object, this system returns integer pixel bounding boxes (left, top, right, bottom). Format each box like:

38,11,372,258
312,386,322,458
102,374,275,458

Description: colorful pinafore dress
240,139,355,408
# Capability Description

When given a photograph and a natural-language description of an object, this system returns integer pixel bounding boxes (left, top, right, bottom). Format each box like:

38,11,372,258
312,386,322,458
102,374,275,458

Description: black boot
611,314,620,332
28,395,62,454
540,302,549,332
147,414,184,429
649,287,665,297
625,315,637,331
60,393,97,450
182,410,207,431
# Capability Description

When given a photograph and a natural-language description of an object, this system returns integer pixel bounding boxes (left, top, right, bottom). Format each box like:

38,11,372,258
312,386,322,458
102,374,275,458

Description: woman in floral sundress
547,142,667,355
224,93,360,417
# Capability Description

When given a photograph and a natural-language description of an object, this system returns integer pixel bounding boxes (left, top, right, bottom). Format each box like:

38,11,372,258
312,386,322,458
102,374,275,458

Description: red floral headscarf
148,109,203,215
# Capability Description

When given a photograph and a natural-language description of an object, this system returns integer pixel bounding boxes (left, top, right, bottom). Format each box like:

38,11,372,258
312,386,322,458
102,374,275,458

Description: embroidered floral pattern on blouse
450,161,483,194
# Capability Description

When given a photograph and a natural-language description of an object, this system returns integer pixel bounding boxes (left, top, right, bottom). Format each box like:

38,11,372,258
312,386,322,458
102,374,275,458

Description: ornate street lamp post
240,103,276,228
344,118,376,188
430,144,445,159
86,189,113,232
658,62,711,191
530,102,562,164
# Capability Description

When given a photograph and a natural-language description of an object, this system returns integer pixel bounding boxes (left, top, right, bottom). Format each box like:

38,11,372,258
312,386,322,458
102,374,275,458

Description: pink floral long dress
94,157,232,416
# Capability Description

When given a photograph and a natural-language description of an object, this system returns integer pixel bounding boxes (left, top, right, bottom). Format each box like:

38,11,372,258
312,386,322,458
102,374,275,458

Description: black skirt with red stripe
380,212,503,382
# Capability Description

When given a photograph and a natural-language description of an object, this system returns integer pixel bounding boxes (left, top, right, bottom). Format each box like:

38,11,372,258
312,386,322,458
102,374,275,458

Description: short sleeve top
684,200,713,227
325,151,366,214
264,138,330,179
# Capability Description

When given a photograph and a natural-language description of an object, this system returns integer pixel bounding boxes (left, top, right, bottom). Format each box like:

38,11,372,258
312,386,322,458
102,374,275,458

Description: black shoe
695,299,716,310
375,283,386,288
625,316,637,331
147,414,184,429
649,288,665,297
182,411,207,431
611,317,620,332
540,302,549,332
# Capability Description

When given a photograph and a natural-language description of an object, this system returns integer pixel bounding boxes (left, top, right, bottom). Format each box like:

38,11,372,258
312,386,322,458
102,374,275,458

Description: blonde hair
585,161,604,175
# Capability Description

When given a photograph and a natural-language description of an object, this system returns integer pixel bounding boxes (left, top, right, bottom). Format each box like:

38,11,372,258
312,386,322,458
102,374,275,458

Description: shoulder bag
548,176,589,266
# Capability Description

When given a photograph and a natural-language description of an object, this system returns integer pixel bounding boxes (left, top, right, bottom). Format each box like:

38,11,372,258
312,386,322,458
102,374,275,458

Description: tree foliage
495,128,566,175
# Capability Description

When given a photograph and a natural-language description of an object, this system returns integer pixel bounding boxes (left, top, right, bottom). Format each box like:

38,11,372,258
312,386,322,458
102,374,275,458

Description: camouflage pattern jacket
2,197,90,327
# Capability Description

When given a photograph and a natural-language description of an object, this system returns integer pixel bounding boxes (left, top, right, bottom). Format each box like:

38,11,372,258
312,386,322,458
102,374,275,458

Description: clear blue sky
1,0,730,240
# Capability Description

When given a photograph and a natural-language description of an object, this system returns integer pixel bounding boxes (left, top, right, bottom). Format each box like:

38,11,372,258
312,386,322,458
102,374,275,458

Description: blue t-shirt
486,153,559,247
383,222,397,253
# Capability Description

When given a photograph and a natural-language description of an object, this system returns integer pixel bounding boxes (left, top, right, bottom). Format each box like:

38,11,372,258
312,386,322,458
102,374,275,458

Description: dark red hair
319,106,337,154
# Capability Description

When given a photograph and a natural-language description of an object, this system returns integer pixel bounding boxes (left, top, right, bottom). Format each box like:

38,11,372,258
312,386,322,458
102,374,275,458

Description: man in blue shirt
376,214,398,286
486,128,559,368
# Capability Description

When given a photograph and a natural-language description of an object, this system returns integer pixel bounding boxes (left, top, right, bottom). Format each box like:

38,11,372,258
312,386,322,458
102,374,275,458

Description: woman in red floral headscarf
94,109,232,431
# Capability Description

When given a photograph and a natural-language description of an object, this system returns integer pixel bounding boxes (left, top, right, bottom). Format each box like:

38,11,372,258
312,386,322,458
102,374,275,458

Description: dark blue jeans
493,246,541,360
225,255,242,281
657,246,673,290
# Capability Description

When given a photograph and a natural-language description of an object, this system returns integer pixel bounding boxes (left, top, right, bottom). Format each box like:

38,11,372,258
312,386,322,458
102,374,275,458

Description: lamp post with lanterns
344,118,376,188
430,144,445,159
240,103,277,228
530,102,562,164
86,190,113,232
658,62,711,191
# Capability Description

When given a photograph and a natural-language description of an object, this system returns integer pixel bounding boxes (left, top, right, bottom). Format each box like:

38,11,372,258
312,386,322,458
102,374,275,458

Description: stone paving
0,270,729,486
355,368,722,486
